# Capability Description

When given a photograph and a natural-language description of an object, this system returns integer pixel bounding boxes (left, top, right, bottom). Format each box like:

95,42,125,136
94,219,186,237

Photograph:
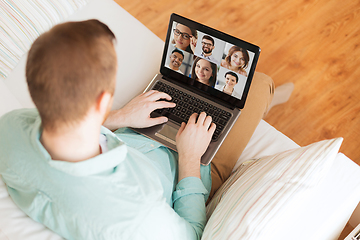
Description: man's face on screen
202,39,214,54
170,52,183,69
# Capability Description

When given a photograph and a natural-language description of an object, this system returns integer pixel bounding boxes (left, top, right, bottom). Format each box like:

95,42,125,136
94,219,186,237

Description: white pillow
0,0,89,79
203,138,343,240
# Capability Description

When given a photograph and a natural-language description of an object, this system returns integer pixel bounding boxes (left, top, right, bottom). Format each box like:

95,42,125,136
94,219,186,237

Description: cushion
203,138,343,240
0,0,89,79
1,0,164,114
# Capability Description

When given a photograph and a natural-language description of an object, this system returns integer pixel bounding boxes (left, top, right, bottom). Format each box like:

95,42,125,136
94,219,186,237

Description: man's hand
103,90,176,130
176,112,216,181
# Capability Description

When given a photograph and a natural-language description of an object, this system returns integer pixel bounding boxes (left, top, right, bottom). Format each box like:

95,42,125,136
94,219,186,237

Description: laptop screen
160,14,261,109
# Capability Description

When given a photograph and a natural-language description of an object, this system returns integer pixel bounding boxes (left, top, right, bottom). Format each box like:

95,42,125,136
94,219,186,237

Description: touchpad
155,124,178,146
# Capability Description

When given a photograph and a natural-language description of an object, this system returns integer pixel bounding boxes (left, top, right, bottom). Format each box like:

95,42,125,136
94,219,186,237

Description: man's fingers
153,101,176,110
196,112,207,124
209,122,216,134
187,113,198,124
145,90,172,102
204,115,213,127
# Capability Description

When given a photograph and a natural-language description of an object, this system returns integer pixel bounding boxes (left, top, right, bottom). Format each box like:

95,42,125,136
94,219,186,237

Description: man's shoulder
0,109,40,180
0,108,40,153
0,108,39,126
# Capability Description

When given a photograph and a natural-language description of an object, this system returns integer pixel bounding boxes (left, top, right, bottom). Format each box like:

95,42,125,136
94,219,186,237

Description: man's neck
41,117,102,162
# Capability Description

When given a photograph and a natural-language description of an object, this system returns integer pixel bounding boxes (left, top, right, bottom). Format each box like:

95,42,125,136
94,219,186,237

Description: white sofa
1,0,360,239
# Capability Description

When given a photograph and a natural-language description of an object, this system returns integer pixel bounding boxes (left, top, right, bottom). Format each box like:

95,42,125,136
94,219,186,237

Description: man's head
169,49,184,70
201,35,215,54
26,20,117,131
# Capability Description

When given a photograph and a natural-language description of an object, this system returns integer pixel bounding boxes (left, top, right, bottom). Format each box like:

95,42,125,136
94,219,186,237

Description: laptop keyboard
150,81,232,141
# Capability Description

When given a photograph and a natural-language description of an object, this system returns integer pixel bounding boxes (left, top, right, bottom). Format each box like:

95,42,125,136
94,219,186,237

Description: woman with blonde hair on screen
221,46,249,77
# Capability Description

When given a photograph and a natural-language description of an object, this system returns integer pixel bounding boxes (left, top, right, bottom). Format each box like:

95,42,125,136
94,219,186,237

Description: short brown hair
26,20,117,131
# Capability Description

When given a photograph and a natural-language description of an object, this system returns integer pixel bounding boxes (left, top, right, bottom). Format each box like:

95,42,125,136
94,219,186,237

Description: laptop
132,13,260,165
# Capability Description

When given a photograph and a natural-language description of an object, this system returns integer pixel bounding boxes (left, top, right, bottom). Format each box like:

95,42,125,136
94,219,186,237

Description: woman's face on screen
230,51,245,68
174,24,192,50
225,74,237,88
195,59,213,82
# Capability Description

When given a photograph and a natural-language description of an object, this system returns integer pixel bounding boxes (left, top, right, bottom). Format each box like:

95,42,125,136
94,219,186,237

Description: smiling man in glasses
199,35,219,65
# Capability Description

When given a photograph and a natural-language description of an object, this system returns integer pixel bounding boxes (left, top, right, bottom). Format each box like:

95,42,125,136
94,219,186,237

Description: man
0,20,215,240
199,35,219,65
167,48,184,74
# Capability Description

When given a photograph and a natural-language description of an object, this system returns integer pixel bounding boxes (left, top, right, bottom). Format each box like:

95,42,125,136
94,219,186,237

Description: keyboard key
219,119,226,125
165,112,185,124
217,125,224,130
220,114,230,121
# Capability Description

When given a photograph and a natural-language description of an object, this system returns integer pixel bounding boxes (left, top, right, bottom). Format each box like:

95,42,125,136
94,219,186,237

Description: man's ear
96,91,113,116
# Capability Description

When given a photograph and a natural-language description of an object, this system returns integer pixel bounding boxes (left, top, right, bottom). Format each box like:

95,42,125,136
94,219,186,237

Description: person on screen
221,46,249,77
199,35,219,65
220,71,242,98
166,49,184,74
172,23,197,54
191,57,217,87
